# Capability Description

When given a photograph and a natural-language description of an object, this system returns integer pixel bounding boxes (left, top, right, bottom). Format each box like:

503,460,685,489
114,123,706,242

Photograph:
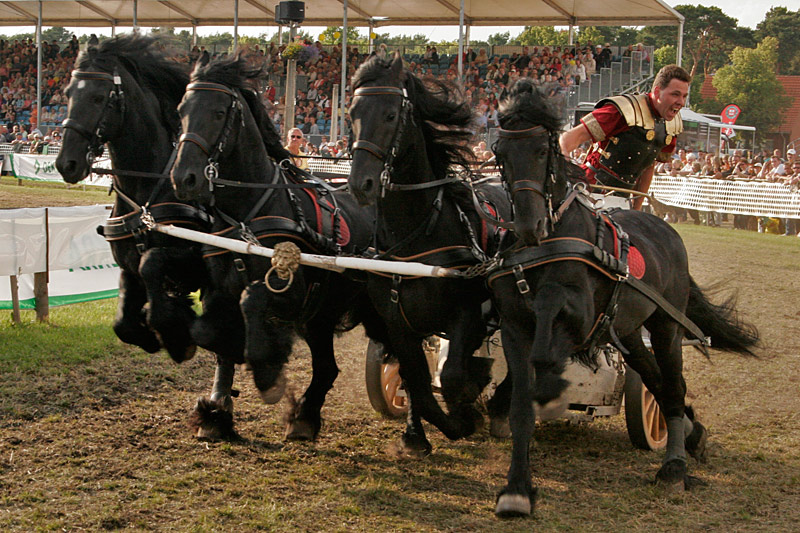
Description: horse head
495,79,568,246
56,47,127,183
348,52,410,205
56,34,187,184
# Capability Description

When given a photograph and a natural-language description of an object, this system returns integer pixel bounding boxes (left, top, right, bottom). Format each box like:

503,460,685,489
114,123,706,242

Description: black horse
487,79,759,517
170,54,388,440
54,35,209,365
348,53,514,454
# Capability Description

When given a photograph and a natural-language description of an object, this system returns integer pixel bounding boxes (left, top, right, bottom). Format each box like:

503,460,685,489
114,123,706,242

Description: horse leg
645,321,699,490
438,306,491,434
487,374,513,439
191,290,245,359
240,281,292,404
495,319,537,517
139,248,198,363
530,287,571,410
388,328,468,450
284,321,339,441
112,269,160,353
190,356,237,440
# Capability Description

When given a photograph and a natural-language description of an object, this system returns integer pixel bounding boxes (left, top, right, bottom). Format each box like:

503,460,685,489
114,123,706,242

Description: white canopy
0,1,684,28
681,108,756,132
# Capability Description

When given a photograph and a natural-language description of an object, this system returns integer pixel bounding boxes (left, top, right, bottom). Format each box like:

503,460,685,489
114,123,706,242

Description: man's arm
632,163,656,210
559,123,592,158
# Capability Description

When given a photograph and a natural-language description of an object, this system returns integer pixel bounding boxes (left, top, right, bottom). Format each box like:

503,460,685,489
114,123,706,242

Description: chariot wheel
624,367,668,450
365,338,443,419
365,340,408,418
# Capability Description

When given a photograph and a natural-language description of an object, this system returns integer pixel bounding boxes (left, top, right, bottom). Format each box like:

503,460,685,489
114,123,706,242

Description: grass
0,189,798,531
0,175,110,208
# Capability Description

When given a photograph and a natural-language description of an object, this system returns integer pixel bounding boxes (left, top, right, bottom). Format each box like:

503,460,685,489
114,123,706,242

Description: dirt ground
1,221,799,532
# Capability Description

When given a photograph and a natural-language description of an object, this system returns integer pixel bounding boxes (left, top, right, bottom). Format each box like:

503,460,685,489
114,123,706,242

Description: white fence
649,176,800,218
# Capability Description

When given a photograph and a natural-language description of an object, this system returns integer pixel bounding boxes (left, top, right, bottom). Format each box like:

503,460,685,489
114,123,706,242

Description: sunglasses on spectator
291,135,302,139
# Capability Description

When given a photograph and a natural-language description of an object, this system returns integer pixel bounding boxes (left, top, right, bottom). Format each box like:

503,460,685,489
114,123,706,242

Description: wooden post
33,272,48,322
9,274,21,324
34,207,50,322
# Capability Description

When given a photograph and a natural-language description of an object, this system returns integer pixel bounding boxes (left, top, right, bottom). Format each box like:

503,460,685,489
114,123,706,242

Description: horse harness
487,181,710,357
63,69,212,253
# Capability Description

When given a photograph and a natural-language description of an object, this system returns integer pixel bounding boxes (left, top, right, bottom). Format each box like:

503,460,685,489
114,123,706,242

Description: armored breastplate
599,122,668,183
593,94,682,185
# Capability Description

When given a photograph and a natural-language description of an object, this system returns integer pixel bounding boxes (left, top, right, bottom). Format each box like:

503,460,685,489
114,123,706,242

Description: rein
62,68,126,167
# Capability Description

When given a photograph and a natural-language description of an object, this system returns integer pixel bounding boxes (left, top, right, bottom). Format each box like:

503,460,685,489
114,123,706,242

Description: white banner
2,152,113,187
0,205,119,308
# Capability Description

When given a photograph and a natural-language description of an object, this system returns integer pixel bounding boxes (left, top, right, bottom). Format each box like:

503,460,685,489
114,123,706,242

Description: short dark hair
653,64,692,91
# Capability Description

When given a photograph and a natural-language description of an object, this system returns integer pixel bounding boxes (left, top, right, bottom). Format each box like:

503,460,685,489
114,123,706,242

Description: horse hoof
490,416,511,439
285,419,317,441
190,397,236,441
686,421,709,464
656,458,688,492
396,434,432,458
495,494,532,518
259,371,287,404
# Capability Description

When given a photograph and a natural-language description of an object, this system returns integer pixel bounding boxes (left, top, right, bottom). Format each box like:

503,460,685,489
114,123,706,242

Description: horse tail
686,278,759,357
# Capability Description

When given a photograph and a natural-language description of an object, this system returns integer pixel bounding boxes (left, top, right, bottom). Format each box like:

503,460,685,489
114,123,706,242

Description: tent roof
0,1,684,28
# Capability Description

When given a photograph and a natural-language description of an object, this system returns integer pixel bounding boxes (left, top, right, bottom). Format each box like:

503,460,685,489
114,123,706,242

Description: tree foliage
653,45,676,72
318,26,365,46
712,37,792,138
755,7,800,75
487,32,510,47
512,26,569,46
637,5,754,77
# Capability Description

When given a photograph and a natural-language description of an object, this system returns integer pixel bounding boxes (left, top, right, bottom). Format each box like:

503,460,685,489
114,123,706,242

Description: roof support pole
36,0,41,132
234,0,239,52
278,25,283,45
568,25,574,45
192,25,197,47
284,22,298,141
368,21,374,54
676,20,684,67
457,0,464,82
341,0,347,142
133,0,138,32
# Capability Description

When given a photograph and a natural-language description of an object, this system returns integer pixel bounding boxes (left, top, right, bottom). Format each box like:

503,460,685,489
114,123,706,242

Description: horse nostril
362,178,374,194
184,172,198,191
60,159,76,175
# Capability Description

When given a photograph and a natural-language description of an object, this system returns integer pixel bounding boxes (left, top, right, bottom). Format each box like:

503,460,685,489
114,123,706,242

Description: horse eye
215,110,226,120
92,94,104,105
386,113,396,122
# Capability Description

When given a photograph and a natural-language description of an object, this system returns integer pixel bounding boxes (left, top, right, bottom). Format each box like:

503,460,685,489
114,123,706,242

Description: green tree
575,26,604,46
512,26,569,46
40,27,73,46
712,37,792,139
637,5,754,77
318,26,365,46
487,32,510,47
653,45,676,72
755,7,800,74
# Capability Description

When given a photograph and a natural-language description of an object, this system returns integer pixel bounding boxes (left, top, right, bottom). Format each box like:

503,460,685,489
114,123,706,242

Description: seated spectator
473,48,489,66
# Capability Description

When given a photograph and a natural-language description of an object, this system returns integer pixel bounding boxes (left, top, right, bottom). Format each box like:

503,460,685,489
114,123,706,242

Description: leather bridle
62,68,126,166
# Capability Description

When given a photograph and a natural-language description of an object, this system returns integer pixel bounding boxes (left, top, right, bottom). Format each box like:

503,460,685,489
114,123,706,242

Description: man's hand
559,124,592,157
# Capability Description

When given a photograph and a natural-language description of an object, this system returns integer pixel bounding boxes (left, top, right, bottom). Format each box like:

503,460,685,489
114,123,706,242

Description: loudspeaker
275,1,305,24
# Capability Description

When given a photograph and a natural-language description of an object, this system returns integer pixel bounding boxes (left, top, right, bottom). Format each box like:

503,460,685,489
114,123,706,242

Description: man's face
653,78,689,121
792,163,800,175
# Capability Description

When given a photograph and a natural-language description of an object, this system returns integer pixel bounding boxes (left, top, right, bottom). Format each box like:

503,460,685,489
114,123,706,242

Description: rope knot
265,241,301,293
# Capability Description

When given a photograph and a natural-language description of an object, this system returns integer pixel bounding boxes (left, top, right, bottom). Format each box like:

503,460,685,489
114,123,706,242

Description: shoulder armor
666,113,683,136
596,94,654,130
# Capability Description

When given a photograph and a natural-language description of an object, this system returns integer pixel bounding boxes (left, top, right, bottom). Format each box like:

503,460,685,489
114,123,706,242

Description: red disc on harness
336,215,350,246
628,246,645,279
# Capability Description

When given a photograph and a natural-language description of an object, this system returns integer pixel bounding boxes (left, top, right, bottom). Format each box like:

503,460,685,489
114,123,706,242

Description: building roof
0,0,684,28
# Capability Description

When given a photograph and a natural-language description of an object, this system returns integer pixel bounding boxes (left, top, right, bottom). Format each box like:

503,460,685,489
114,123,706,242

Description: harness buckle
513,265,530,295
390,274,401,304
234,258,246,272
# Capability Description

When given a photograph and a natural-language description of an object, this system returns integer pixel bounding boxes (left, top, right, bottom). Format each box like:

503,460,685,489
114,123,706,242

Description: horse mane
190,53,291,164
498,78,585,183
77,34,189,137
352,54,476,180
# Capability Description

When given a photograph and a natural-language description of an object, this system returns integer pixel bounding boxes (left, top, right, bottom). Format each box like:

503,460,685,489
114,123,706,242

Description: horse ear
197,50,210,67
390,51,403,75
